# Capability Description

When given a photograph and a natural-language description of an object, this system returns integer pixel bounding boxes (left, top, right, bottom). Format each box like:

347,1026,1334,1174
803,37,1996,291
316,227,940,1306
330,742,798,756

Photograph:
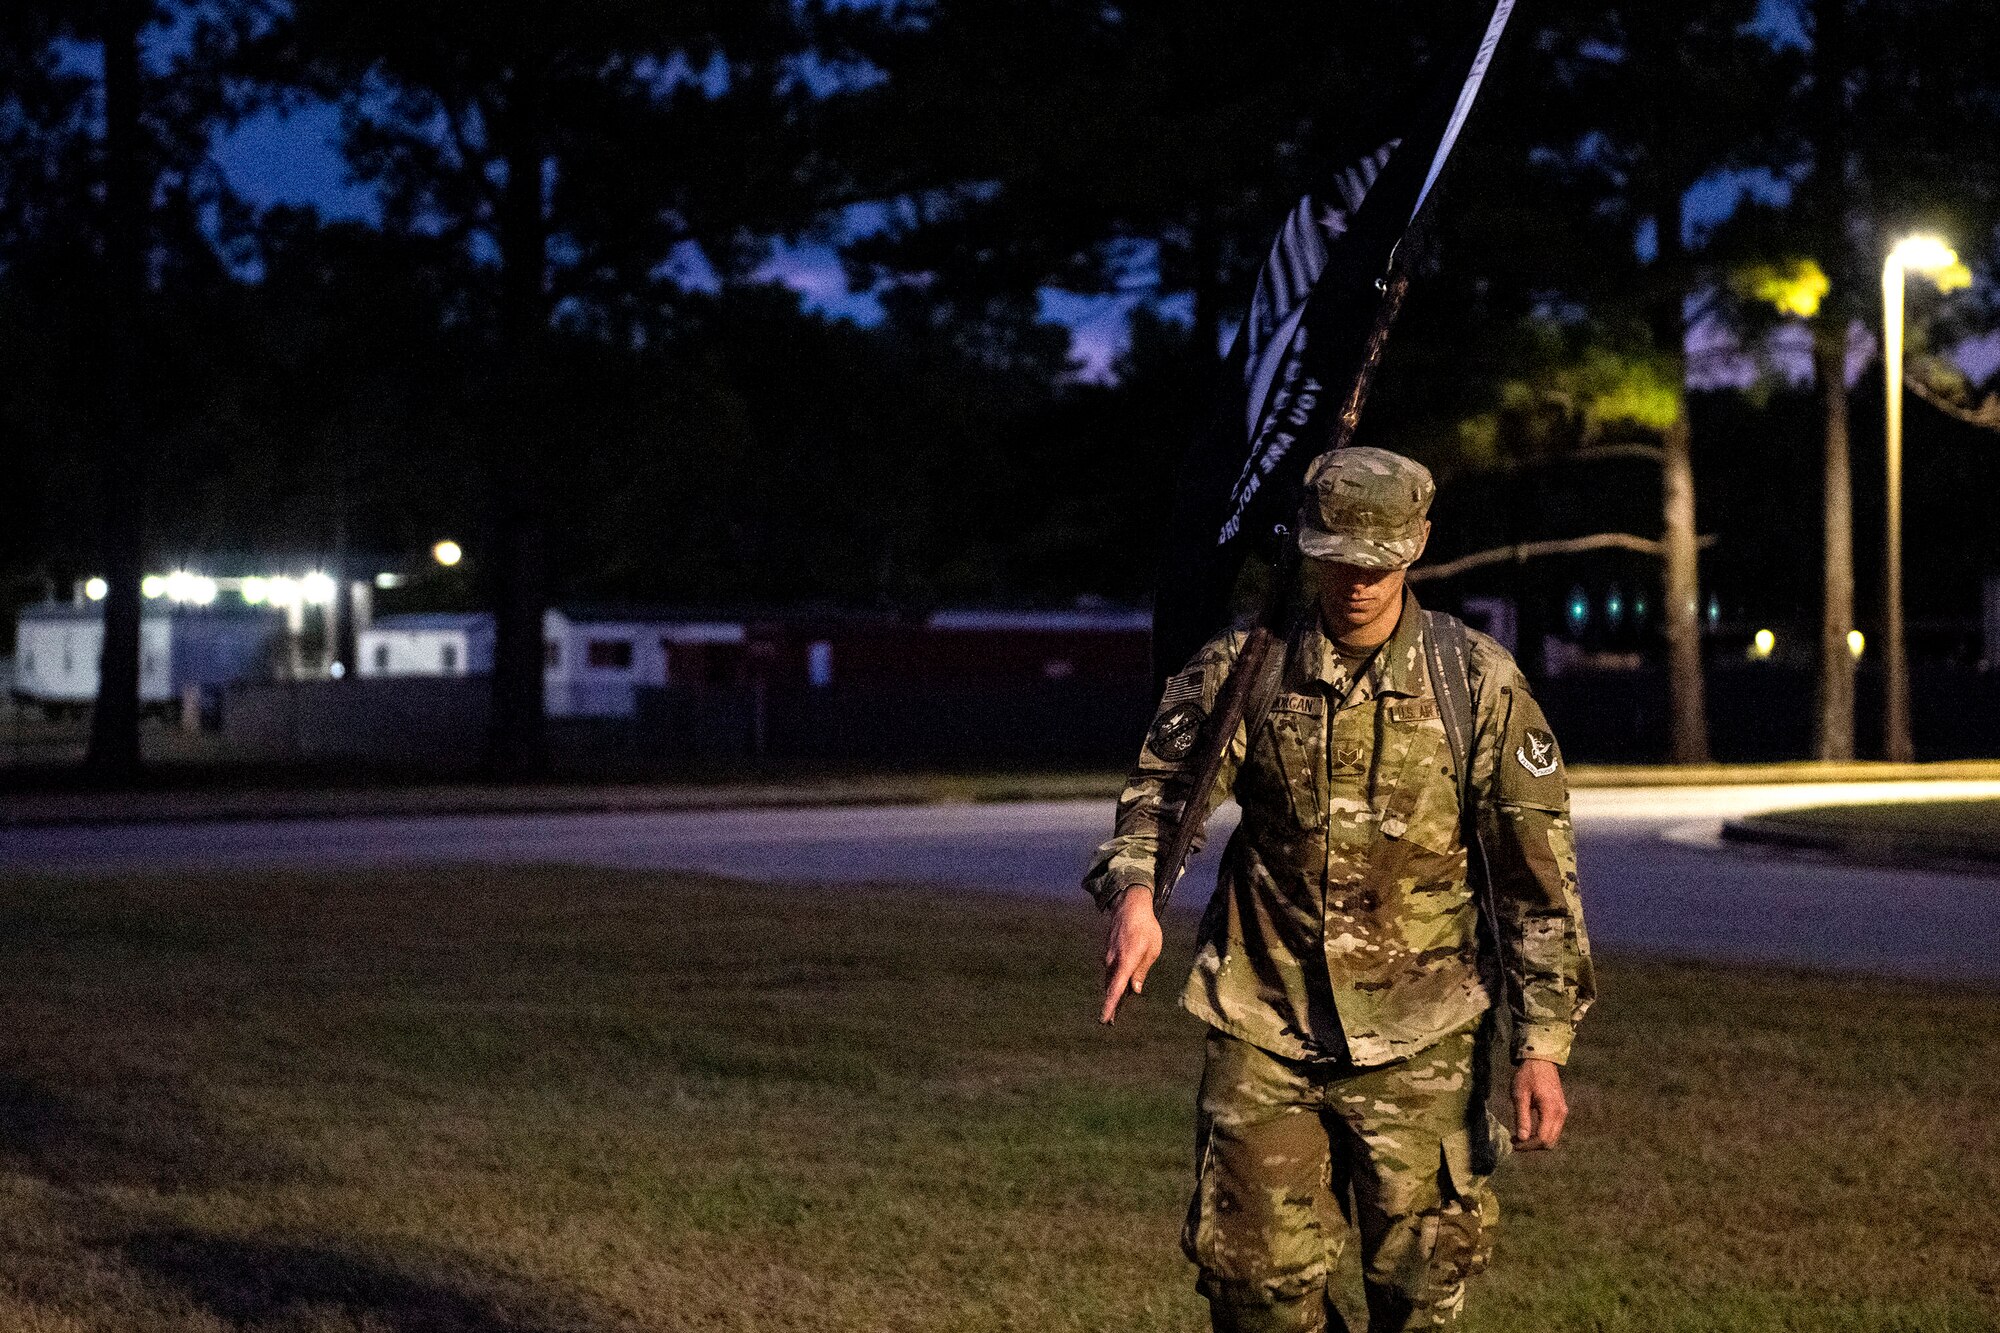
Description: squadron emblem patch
1148,703,1205,762
1515,726,1560,778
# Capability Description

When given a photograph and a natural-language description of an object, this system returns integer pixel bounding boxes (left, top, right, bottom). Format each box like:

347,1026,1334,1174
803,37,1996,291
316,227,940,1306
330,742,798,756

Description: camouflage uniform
1083,448,1594,1332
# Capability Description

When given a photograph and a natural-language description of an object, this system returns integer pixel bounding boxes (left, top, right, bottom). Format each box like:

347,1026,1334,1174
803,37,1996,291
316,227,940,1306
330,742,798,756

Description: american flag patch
1160,670,1204,707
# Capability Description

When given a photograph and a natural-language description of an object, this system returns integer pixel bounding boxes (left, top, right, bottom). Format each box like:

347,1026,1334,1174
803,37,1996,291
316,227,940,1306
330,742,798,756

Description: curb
0,777,1131,831
8,762,2000,832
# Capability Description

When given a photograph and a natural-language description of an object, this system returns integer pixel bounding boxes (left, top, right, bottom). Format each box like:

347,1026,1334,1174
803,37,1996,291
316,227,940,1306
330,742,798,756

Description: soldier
1084,446,1595,1332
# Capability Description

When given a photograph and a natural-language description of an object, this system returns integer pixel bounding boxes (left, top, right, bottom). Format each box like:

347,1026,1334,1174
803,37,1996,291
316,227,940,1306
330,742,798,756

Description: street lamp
433,539,463,568
1881,235,1967,762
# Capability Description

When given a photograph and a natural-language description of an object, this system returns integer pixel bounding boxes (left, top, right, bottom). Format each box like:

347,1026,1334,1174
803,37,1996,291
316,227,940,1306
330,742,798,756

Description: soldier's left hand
1511,1058,1568,1150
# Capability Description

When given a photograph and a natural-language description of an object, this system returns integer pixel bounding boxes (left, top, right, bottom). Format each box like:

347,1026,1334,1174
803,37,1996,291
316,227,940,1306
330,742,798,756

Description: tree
1719,0,2000,760
1502,2,1789,763
0,1,235,779
835,3,1491,376
244,1,839,777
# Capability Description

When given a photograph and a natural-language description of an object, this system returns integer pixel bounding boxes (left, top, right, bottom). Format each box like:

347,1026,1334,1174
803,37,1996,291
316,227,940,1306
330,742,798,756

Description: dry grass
0,866,1993,1332
1743,798,2000,862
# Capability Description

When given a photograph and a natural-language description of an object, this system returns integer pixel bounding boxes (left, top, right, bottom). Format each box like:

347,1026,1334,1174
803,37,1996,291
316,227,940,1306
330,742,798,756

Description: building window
588,639,634,670
441,642,460,674
374,644,390,673
807,640,834,689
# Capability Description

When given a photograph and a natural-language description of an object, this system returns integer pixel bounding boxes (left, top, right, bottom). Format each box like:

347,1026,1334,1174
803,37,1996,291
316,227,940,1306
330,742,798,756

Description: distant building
355,613,494,680
10,603,282,714
246,602,1155,721
353,608,752,718
545,609,746,718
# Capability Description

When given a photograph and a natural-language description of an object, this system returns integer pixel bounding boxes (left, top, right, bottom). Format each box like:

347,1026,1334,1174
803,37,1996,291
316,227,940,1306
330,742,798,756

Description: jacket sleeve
1081,629,1251,912
1468,636,1596,1064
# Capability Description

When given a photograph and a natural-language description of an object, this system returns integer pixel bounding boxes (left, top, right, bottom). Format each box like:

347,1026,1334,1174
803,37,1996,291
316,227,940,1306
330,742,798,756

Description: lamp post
1880,236,1962,763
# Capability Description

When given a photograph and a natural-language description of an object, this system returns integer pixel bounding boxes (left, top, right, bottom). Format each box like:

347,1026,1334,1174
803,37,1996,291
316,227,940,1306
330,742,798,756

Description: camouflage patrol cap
1296,447,1435,569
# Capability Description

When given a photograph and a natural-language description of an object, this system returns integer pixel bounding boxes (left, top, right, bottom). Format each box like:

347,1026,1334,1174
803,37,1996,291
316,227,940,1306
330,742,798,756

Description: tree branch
1411,531,1719,583
1905,373,2000,434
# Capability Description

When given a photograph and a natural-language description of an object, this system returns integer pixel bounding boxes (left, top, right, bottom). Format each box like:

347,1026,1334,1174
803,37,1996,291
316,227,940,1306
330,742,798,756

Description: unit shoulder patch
1515,726,1560,778
1147,703,1205,762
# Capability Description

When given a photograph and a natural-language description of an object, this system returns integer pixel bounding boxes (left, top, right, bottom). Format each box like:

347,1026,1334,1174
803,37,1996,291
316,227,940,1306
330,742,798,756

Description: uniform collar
1300,586,1426,701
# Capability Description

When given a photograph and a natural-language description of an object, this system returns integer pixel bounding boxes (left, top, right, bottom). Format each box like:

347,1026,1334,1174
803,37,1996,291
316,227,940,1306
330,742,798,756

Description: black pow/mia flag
1152,2,1522,689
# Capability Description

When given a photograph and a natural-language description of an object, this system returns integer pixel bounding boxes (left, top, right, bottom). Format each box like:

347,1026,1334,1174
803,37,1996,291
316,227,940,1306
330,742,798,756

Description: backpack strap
1422,610,1477,814
1423,608,1509,1175
1422,616,1501,943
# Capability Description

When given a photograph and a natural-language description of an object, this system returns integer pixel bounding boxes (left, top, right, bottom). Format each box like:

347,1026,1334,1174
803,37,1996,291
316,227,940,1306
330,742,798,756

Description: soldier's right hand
1100,887,1164,1025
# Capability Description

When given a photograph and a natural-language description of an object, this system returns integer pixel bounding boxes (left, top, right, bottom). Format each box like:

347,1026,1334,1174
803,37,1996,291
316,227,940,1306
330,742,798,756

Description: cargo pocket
1414,1131,1496,1317
1264,693,1327,828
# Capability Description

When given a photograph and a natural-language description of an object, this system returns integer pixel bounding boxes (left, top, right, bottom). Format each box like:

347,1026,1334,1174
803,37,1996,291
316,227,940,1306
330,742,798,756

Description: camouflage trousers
1182,1021,1501,1333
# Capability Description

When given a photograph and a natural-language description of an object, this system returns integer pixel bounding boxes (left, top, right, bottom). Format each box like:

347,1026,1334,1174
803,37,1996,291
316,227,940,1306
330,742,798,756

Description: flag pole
1151,225,1426,910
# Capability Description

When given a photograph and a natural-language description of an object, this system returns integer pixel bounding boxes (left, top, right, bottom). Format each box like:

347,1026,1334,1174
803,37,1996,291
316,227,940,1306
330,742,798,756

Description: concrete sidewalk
7,760,2000,830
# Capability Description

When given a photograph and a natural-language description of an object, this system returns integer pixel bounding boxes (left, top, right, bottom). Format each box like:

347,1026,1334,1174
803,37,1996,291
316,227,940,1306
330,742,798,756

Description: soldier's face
1316,561,1407,634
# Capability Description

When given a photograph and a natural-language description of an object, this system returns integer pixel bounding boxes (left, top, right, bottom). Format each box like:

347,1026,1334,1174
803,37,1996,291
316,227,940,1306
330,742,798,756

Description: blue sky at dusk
208,106,1781,382
205,0,1998,387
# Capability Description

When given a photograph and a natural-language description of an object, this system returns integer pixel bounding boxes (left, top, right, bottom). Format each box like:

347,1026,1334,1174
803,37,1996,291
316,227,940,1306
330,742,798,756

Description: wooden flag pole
1150,236,1423,911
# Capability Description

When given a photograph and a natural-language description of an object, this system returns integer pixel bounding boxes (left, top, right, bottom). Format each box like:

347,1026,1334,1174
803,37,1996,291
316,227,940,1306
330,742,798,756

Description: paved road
4,781,1997,981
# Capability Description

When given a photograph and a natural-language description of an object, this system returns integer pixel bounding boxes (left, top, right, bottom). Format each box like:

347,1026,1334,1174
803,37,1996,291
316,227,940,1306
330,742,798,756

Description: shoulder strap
1422,610,1477,813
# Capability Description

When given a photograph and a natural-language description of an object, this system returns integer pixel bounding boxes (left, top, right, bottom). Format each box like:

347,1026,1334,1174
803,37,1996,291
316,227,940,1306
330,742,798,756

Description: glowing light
1890,236,1959,274
1889,236,1973,294
84,578,108,601
266,577,300,608
301,572,338,606
241,577,269,606
141,575,166,599
1848,629,1866,658
165,571,218,605
433,540,463,567
374,572,405,590
1751,629,1776,659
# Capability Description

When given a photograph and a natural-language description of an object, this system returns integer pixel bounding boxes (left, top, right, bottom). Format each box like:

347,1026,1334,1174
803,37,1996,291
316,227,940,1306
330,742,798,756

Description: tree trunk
1807,0,1857,762
1660,407,1710,763
483,72,552,780
1649,182,1710,765
85,0,147,782
1811,330,1856,760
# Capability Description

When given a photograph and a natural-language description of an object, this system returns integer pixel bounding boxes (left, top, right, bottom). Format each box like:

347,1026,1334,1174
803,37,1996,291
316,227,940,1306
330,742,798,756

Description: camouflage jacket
1083,589,1595,1068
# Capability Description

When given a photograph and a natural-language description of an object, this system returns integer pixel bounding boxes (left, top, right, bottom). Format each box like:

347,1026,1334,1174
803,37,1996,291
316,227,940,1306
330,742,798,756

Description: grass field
1737,798,2000,864
0,866,1994,1332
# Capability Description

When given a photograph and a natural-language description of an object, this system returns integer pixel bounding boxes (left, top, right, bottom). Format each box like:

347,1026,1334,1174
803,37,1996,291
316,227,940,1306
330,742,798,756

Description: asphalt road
5,781,1998,981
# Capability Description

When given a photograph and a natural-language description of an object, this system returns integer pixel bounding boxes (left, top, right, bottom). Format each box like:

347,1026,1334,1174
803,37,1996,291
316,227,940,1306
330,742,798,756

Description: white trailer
11,603,282,717
355,612,495,679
